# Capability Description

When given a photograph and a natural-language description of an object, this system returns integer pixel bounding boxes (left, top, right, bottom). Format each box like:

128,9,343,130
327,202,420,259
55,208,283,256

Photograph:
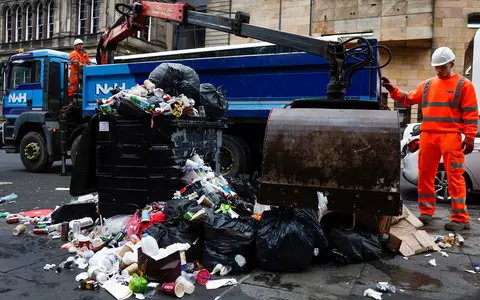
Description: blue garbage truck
0,2,388,176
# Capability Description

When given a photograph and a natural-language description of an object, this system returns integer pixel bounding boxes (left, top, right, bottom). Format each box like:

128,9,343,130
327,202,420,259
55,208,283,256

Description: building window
36,3,43,40
14,7,22,42
78,0,87,35
91,0,100,33
4,8,12,43
137,17,151,41
25,4,33,41
47,1,54,38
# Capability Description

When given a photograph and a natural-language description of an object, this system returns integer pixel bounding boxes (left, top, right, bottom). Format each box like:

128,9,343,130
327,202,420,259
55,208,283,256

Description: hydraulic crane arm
97,1,391,100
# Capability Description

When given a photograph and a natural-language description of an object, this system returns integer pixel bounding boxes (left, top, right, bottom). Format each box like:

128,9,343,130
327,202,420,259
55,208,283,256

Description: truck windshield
8,60,41,89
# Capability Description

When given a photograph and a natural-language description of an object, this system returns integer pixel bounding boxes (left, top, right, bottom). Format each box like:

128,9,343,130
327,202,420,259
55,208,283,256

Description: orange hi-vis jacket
390,74,479,139
69,49,91,78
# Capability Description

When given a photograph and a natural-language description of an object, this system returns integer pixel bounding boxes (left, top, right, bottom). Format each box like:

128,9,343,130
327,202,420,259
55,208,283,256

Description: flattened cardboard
388,206,439,256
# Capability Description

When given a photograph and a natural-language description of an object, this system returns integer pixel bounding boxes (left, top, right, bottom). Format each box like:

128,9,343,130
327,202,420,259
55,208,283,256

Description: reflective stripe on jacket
389,74,479,139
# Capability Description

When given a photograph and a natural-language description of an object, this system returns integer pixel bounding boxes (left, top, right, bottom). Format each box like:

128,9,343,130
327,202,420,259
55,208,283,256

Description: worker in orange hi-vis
382,47,478,231
68,39,92,98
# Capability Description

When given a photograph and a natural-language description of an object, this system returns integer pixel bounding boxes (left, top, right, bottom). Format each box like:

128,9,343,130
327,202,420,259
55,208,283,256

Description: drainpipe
279,0,282,30
309,0,314,36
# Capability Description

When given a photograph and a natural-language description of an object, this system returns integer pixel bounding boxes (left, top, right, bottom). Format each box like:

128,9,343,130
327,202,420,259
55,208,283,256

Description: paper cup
175,276,195,295
121,263,138,277
13,224,26,235
161,282,185,298
118,242,134,258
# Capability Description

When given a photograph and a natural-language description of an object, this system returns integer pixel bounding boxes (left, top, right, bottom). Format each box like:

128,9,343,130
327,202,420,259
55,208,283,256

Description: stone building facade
0,0,169,60
206,0,480,125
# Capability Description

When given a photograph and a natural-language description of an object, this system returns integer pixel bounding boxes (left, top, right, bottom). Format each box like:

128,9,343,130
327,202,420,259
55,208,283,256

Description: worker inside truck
68,39,92,102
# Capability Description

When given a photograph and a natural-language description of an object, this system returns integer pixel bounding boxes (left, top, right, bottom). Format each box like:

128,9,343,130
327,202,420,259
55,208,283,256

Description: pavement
1,151,480,299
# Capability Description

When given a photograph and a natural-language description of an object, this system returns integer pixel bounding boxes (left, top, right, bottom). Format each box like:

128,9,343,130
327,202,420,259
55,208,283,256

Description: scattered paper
440,251,449,257
75,272,89,282
465,270,477,274
135,293,146,300
424,254,432,257
403,257,409,260
103,279,133,300
55,188,70,191
363,288,382,300
0,182,13,185
43,264,56,271
149,243,191,261
206,279,238,290
428,259,437,267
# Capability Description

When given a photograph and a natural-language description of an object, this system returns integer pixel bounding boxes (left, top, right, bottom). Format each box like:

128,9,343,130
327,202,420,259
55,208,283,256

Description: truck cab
0,50,80,172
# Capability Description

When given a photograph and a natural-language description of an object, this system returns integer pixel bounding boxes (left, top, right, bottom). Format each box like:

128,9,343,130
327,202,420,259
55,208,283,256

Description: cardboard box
137,247,181,283
388,205,439,256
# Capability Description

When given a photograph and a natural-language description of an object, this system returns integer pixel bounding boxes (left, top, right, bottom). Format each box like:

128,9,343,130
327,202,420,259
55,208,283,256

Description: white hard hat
74,39,84,46
431,47,456,67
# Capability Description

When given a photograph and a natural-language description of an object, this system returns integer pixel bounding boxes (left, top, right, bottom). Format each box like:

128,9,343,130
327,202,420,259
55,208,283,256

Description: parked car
400,123,421,157
402,123,480,202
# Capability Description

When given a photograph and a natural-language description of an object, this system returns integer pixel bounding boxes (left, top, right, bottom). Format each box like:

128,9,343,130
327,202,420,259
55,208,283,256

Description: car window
477,120,480,137
8,60,41,89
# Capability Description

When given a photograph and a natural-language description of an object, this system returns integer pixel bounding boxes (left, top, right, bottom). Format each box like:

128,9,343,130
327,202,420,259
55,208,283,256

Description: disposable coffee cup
13,224,26,236
161,282,185,298
198,195,214,208
118,242,134,258
175,276,195,295
121,263,138,277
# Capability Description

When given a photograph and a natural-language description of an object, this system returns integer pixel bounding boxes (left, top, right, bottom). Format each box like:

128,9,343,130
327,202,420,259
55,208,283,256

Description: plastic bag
148,63,200,101
256,208,328,272
102,215,131,236
328,227,382,264
163,198,199,227
202,214,255,272
116,97,150,118
199,84,228,119
229,173,260,204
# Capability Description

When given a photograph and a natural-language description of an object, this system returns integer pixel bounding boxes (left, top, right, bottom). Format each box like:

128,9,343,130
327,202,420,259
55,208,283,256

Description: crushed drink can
79,279,99,290
7,215,20,224
33,228,49,234
141,210,151,223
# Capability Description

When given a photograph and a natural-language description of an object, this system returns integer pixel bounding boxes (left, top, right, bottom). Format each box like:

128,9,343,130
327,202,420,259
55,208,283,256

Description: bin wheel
220,135,251,177
71,134,82,166
20,132,53,173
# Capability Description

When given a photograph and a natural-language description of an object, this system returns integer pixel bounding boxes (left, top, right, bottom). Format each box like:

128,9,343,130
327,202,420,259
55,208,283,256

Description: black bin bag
256,208,329,272
148,63,200,101
328,227,382,264
199,83,228,119
202,214,255,273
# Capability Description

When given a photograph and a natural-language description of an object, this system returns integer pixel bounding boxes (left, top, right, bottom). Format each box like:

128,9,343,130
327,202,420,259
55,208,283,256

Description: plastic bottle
100,253,119,272
69,217,93,230
141,233,159,257
72,220,81,239
88,266,108,283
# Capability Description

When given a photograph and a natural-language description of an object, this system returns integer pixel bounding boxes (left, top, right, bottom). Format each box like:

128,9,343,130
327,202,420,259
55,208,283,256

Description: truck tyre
20,132,52,173
220,135,251,177
70,134,82,166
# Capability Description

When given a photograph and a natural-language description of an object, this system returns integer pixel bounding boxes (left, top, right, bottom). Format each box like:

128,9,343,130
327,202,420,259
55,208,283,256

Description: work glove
463,137,475,155
381,77,395,92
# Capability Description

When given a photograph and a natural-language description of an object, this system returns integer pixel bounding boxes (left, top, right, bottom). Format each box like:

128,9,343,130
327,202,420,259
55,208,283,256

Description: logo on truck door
95,83,127,95
7,93,27,103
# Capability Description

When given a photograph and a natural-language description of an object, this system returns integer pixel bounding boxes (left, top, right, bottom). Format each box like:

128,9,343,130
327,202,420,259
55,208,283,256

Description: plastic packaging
141,234,160,258
69,217,93,230
100,253,119,272
0,193,18,204
87,266,108,283
72,220,81,239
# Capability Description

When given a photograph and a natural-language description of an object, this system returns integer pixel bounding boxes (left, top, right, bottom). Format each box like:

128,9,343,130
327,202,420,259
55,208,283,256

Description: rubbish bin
96,114,225,217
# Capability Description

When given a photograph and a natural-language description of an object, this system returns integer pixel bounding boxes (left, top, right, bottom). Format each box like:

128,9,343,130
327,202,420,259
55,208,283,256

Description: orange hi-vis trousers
418,132,469,223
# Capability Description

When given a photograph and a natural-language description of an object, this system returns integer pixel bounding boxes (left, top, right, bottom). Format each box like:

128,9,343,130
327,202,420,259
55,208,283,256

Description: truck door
3,59,43,118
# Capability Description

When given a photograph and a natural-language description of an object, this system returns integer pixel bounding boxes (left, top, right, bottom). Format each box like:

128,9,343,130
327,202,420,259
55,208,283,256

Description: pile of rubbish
96,63,228,120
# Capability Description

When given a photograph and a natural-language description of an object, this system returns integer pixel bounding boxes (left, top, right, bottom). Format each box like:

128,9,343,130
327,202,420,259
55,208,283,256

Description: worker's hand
463,137,475,155
381,77,395,92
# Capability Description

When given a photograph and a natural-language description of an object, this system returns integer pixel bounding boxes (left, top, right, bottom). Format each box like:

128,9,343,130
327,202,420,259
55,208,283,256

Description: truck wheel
71,134,82,166
220,135,251,177
20,132,52,173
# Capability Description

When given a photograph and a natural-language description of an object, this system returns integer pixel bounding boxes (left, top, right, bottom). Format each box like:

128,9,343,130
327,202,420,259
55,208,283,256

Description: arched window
91,0,100,33
137,17,151,42
78,0,87,35
25,4,33,41
47,1,54,38
4,8,12,43
36,2,43,40
14,6,21,42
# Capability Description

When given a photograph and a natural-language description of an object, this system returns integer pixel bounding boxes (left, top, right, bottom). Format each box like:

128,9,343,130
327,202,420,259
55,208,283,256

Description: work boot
444,221,471,231
418,214,433,225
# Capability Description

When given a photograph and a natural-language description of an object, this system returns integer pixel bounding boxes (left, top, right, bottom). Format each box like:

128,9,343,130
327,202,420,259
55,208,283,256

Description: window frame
4,8,12,43
14,6,22,42
25,4,33,41
47,1,54,38
77,0,87,35
36,2,44,40
90,0,100,34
